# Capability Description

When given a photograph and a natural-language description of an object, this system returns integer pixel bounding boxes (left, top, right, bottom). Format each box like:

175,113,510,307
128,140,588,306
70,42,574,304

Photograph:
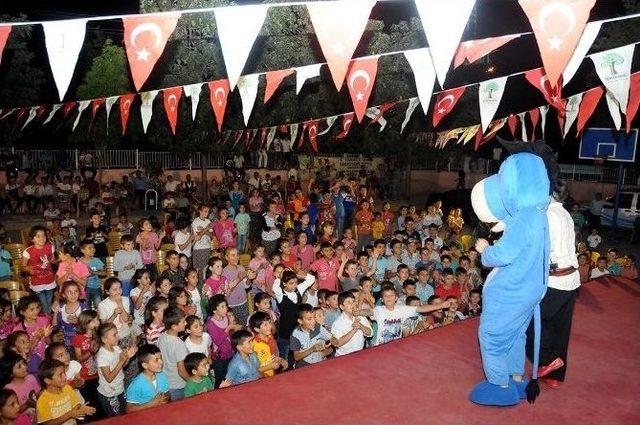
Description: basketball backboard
579,128,638,162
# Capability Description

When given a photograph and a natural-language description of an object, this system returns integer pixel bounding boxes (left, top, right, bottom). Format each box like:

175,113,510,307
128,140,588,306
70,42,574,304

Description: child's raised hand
219,379,233,388
72,403,96,418
42,325,53,338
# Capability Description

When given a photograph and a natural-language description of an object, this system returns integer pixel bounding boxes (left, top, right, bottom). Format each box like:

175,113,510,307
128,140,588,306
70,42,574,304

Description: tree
484,82,499,100
601,52,624,76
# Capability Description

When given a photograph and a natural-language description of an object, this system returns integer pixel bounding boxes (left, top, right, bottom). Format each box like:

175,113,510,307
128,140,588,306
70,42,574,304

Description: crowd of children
0,168,635,423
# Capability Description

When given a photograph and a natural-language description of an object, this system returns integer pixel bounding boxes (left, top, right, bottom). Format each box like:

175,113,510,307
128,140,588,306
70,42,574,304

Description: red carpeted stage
101,276,640,425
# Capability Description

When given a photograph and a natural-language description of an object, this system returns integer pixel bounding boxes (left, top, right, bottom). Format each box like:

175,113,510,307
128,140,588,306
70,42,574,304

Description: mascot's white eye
471,179,499,224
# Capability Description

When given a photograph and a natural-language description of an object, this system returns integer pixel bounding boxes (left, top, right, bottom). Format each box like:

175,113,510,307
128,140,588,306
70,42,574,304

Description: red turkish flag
346,57,378,122
368,101,397,126
207,79,230,132
259,127,268,148
89,98,105,129
474,127,484,151
36,106,47,119
62,102,76,118
454,35,520,68
162,86,182,135
508,114,518,137
123,13,180,91
576,86,604,134
306,119,320,152
336,113,355,140
432,86,466,128
0,25,11,66
525,68,566,112
626,72,640,133
529,108,540,139
119,93,135,135
519,0,596,89
307,0,375,90
264,69,294,104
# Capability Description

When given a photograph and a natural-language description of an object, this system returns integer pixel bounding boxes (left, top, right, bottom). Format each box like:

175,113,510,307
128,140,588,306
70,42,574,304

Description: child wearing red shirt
311,242,341,291
22,226,56,314
435,268,462,301
355,200,374,250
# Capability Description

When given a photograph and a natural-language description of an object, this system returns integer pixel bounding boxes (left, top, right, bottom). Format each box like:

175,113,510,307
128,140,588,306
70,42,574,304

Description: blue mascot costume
469,152,550,406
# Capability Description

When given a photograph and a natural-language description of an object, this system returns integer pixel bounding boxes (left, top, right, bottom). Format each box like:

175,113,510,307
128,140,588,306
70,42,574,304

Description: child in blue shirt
125,344,170,413
0,245,11,279
79,240,105,310
223,330,260,387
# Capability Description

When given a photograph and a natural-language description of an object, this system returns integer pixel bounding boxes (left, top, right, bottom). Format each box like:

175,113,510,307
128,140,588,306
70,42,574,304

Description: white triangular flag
563,93,583,137
140,90,159,133
539,105,549,137
21,107,38,130
318,116,338,136
401,98,420,133
563,21,602,86
414,0,476,87
604,90,622,130
518,112,528,142
214,5,268,90
404,48,437,114
184,83,203,121
237,74,259,126
266,126,277,149
105,96,118,124
72,100,90,131
591,44,635,112
43,104,62,124
296,64,323,94
365,106,387,132
479,76,508,132
43,19,87,101
290,123,299,147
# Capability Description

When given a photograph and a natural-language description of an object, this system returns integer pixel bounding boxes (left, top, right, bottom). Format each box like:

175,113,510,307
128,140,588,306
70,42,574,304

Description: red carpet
101,276,640,425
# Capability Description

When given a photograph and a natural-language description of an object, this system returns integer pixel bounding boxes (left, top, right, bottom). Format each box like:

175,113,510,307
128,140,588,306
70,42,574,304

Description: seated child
435,268,461,301
397,280,417,306
577,253,591,283
290,304,332,368
0,388,28,425
36,359,96,424
590,257,610,279
605,248,622,276
425,295,446,329
125,344,170,412
442,296,465,326
0,352,40,425
183,353,214,398
223,330,261,386
622,255,638,280
463,289,482,317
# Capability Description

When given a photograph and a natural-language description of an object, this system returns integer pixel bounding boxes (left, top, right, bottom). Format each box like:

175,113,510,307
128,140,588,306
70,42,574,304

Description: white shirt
191,217,212,250
185,333,212,357
261,213,281,242
129,287,153,325
187,287,203,319
547,201,580,291
331,312,371,356
372,305,418,346
173,230,192,257
272,274,315,304
165,179,181,193
97,346,124,397
98,297,132,339
587,234,601,249
590,268,609,279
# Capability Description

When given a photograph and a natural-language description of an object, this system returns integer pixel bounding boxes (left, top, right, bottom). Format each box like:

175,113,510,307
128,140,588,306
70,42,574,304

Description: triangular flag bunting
346,57,378,122
238,74,260,126
401,98,420,133
563,21,602,86
539,105,549,137
183,83,202,121
366,107,387,132
518,0,596,89
259,127,268,148
163,86,182,135
105,96,118,126
563,93,583,137
21,107,38,130
507,114,518,137
231,130,243,147
43,19,87,101
214,5,268,90
318,116,338,136
518,112,528,142
576,86,603,134
307,120,320,152
43,104,62,124
415,0,476,87
432,86,466,127
72,100,90,131
529,107,540,139
123,13,180,91
525,68,566,112
626,72,640,133
474,127,484,151
119,94,135,135
460,125,480,145
405,48,437,114
485,118,507,142
290,123,299,147
298,122,308,149
454,35,520,68
307,0,375,90
264,69,294,104
266,126,277,149
0,25,11,66
604,91,622,130
207,79,230,132
89,98,105,129
296,64,323,94
591,44,635,112
140,90,159,133
336,113,355,139
479,76,508,132
62,102,76,118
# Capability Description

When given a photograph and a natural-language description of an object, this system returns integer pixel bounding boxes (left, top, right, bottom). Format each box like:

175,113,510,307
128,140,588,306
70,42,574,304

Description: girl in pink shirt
213,208,236,249
13,296,52,364
55,243,89,298
203,257,228,300
135,218,164,279
381,202,395,237
249,245,269,293
0,354,41,425
291,231,315,271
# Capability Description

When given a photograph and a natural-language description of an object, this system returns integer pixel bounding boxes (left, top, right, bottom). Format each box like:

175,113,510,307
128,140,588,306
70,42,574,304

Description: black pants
526,287,577,381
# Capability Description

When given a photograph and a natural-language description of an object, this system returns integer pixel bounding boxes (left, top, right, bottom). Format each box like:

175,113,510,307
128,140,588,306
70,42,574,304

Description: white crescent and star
214,87,226,107
130,23,163,61
167,94,177,111
537,2,576,51
122,99,131,116
343,118,353,131
349,70,371,102
309,125,318,139
436,94,455,114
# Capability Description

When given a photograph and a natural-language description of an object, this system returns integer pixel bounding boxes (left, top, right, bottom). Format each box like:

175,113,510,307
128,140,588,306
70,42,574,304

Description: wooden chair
105,256,115,277
459,234,474,252
10,290,31,306
160,243,175,252
20,229,30,245
210,236,219,252
157,250,168,274
0,281,21,291
5,243,26,281
239,254,251,268
107,231,122,256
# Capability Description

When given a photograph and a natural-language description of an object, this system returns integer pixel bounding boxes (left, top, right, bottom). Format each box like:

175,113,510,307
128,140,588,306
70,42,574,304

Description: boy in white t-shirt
587,229,602,249
371,285,449,346
191,204,213,283
330,291,372,356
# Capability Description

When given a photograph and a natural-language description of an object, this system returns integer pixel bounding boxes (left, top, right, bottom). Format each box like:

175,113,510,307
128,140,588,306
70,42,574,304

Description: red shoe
541,378,563,389
537,357,564,378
